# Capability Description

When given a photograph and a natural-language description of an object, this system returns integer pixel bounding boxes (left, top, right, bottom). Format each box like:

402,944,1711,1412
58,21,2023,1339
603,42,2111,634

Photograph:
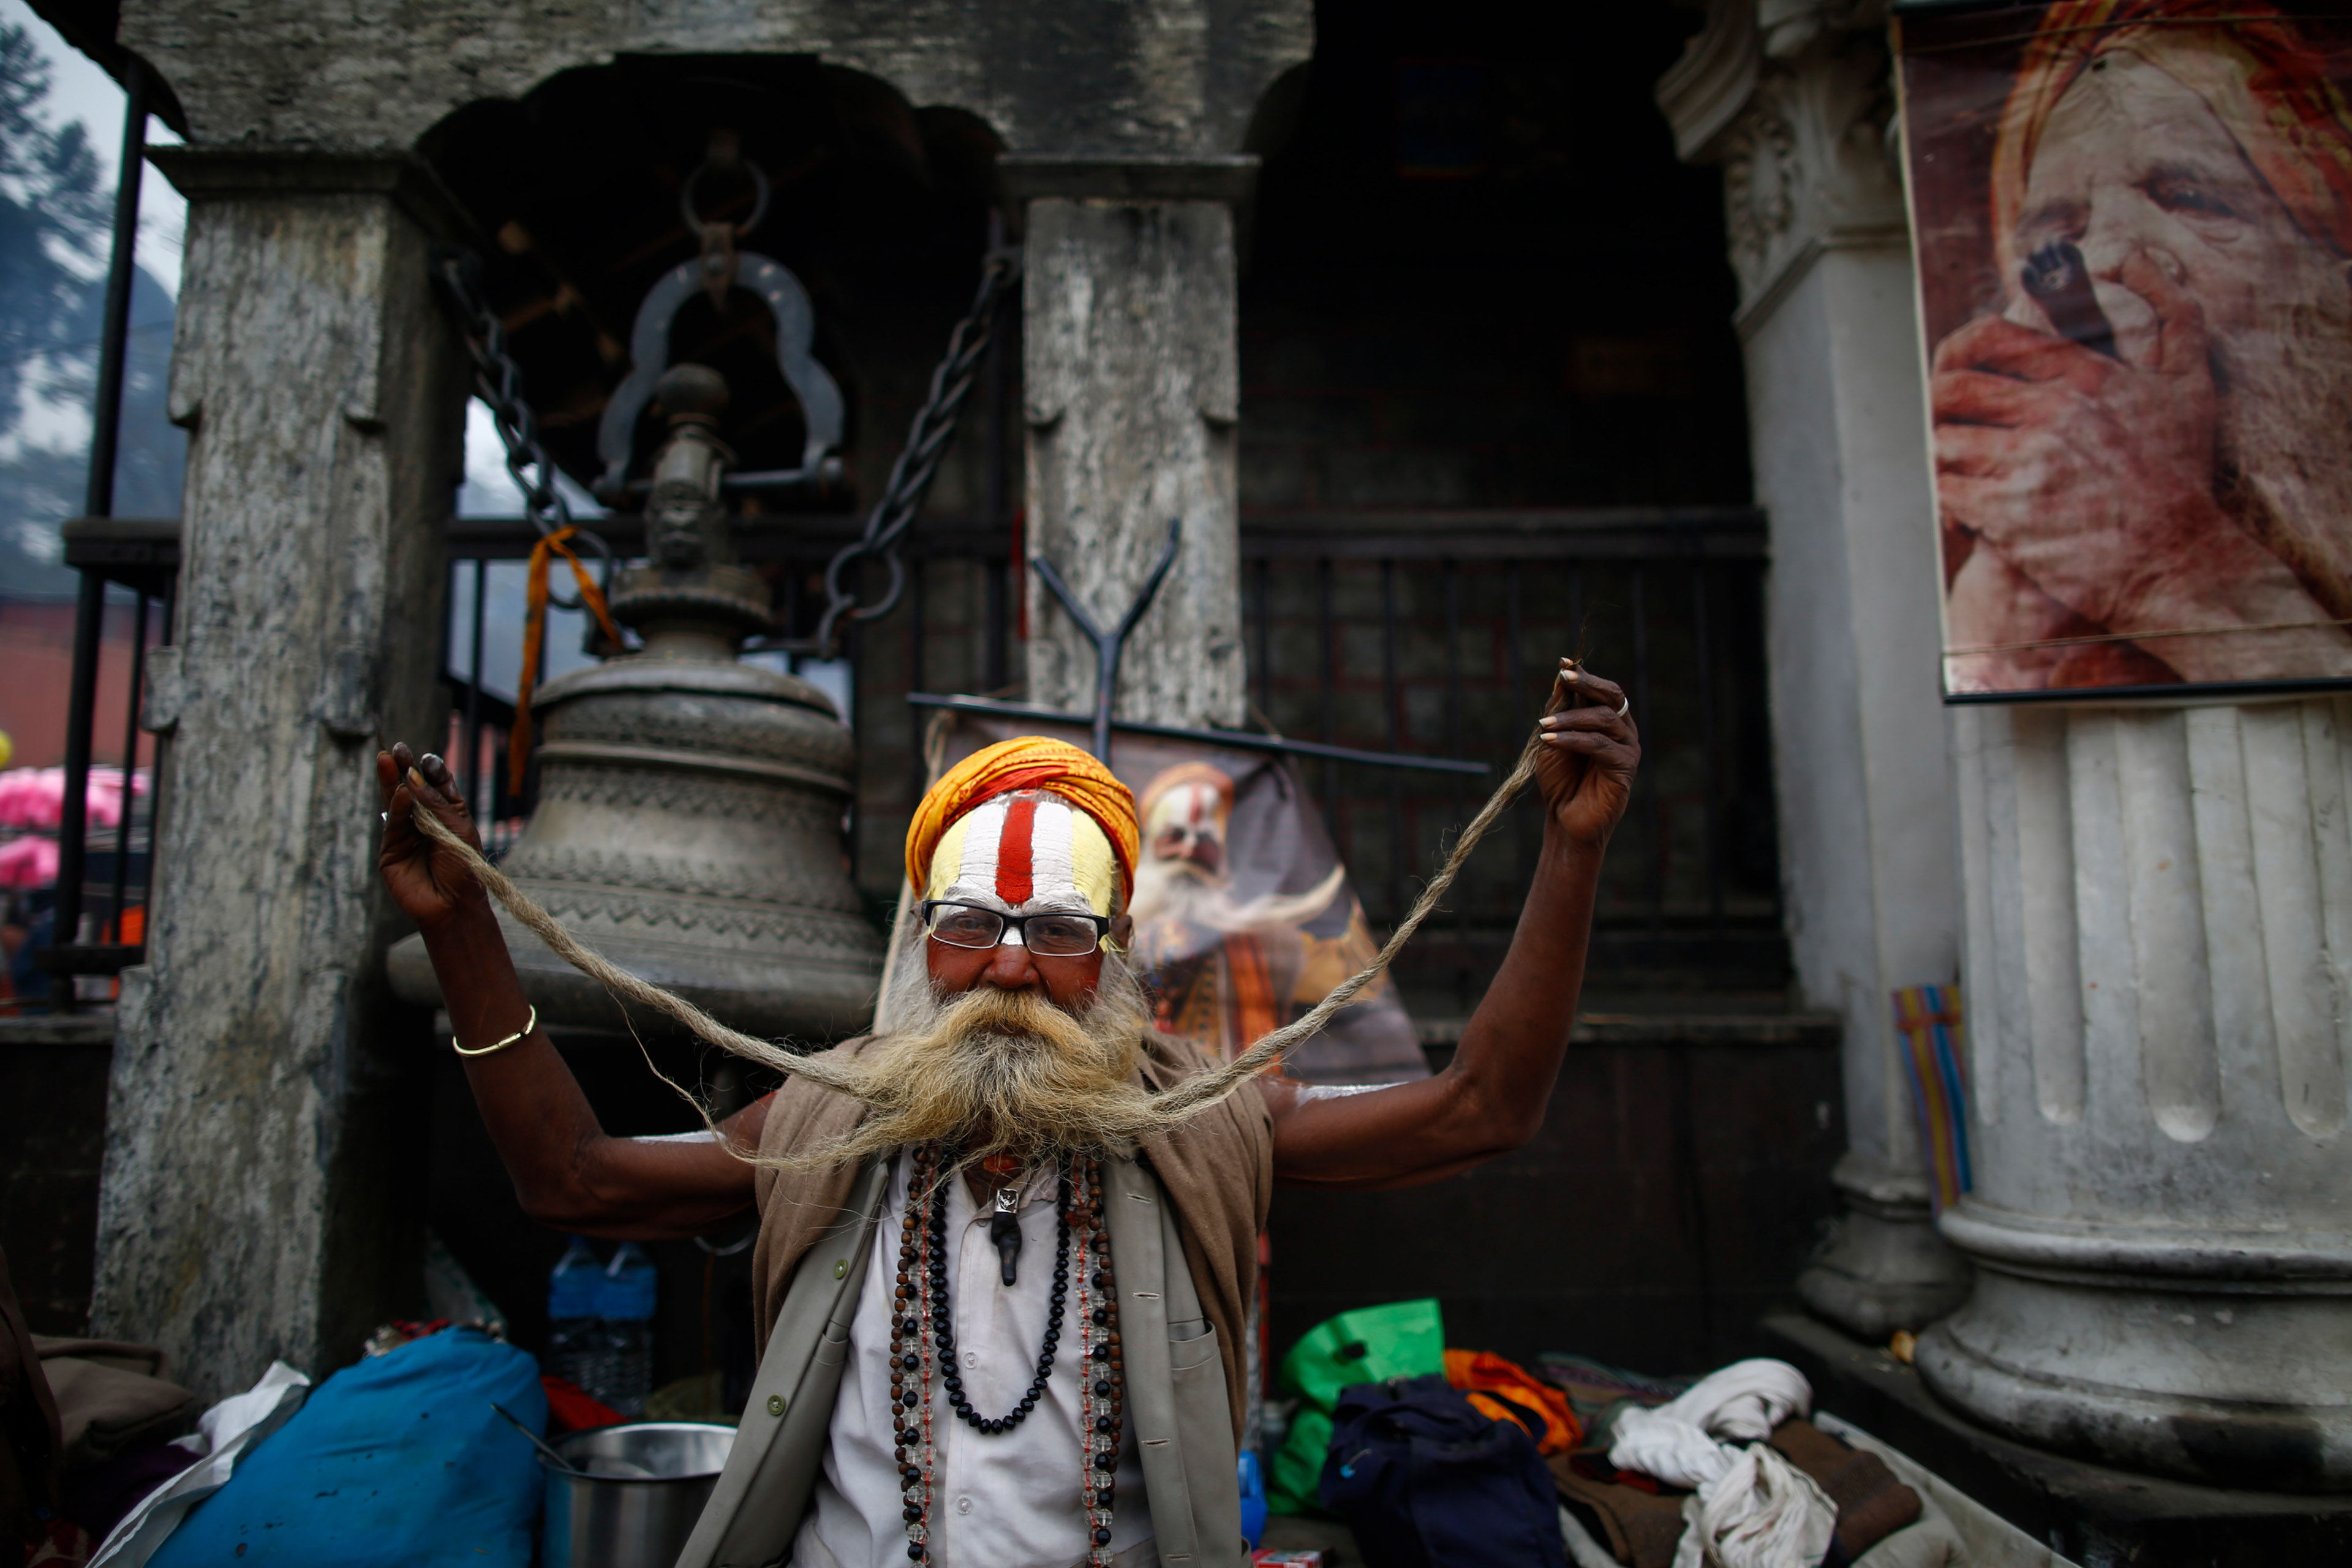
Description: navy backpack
1318,1373,1568,1568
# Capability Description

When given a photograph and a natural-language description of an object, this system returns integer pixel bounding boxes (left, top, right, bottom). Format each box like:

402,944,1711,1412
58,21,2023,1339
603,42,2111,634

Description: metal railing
37,59,159,1001
39,521,174,999
39,505,1783,1008
431,504,1787,1005
850,505,1785,1002
1239,510,1783,1005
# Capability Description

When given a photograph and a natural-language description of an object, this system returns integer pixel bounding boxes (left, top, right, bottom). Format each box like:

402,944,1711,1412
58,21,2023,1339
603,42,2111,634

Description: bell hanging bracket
593,145,842,504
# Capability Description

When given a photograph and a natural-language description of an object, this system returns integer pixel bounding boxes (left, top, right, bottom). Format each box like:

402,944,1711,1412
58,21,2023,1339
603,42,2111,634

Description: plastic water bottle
599,1242,658,1418
545,1236,606,1398
1237,1449,1267,1549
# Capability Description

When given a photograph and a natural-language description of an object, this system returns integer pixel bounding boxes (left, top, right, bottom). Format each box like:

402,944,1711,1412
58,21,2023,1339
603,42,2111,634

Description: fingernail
408,767,429,791
1566,670,1581,681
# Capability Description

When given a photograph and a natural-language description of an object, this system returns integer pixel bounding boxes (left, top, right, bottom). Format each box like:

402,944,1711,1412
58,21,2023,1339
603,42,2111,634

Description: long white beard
1128,857,1345,936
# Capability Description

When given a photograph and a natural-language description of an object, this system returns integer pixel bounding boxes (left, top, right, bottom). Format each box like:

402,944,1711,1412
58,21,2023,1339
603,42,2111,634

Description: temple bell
389,214,884,1041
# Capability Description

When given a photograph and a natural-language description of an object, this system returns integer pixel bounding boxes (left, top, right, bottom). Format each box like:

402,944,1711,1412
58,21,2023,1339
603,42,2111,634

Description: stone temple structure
20,0,2348,1554
1657,0,2352,1532
75,0,1300,1403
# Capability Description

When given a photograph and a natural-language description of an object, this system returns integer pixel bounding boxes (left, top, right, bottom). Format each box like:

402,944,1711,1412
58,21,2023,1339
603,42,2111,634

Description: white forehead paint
927,791,1118,918
1294,1082,1388,1104
630,1129,720,1144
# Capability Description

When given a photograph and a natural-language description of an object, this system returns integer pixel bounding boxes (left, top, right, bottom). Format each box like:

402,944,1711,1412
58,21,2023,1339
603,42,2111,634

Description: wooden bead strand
1077,1155,1123,1565
892,1143,940,1562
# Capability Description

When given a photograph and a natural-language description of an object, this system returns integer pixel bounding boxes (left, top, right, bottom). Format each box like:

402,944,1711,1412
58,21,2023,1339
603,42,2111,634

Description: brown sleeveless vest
747,1030,1273,1442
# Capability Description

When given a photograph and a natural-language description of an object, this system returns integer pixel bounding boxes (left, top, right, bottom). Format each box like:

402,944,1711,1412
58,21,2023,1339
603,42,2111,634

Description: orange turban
1992,1,2352,263
905,737,1139,897
1139,761,1235,827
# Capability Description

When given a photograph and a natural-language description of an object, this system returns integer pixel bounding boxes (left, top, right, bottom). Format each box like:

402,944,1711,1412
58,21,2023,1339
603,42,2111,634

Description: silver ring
380,811,389,823
1615,697,1630,718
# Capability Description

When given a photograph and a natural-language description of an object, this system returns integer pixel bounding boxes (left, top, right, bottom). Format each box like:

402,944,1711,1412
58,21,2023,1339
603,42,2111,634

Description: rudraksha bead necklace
890,1145,1125,1567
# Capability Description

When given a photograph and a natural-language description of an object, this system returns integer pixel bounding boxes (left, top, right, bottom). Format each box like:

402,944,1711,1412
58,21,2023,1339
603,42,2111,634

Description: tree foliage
0,22,181,598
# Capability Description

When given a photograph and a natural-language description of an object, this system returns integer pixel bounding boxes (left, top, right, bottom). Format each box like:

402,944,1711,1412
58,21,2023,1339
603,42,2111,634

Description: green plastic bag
1267,1297,1445,1515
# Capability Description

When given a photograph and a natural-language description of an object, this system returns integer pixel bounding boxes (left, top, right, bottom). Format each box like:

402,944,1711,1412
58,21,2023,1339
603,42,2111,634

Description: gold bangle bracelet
453,1004,535,1058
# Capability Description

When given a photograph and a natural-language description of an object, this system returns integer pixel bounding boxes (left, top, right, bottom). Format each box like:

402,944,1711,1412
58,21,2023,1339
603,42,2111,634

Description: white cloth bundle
1607,1358,1814,1488
1670,1446,1839,1568
1608,1404,1737,1490
1608,1359,1836,1568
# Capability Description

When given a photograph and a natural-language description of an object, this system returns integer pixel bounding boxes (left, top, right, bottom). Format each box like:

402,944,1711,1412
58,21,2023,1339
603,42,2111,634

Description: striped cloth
1892,986,1972,1213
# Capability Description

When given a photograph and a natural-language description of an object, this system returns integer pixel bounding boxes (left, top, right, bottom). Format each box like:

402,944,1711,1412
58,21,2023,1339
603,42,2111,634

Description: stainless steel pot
542,1422,736,1568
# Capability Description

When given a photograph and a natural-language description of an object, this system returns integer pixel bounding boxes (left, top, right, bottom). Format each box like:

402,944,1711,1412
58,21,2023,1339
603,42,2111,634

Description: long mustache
759,975,1161,1173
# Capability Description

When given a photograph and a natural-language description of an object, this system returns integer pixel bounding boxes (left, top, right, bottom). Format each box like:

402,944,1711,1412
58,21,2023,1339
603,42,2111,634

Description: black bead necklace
930,1154,1071,1432
888,1144,1125,1567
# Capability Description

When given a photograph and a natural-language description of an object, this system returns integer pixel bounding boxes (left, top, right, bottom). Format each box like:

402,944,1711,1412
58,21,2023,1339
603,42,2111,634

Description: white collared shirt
791,1151,1152,1568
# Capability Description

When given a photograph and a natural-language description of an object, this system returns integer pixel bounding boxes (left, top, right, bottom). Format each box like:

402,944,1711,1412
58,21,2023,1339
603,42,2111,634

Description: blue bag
149,1327,547,1567
1319,1374,1566,1568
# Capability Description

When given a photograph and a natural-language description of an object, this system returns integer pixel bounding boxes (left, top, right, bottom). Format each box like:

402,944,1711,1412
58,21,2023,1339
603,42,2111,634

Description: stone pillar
1920,700,2352,1489
89,153,468,1400
1658,1,1971,1337
1009,158,1253,731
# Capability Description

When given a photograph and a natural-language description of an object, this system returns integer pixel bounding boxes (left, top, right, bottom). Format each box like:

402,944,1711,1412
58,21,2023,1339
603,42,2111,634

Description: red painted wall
0,600,156,772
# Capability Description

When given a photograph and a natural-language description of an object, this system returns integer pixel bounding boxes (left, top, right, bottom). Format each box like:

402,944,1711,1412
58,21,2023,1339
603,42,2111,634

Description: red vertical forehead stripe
905,736,1139,896
994,794,1038,906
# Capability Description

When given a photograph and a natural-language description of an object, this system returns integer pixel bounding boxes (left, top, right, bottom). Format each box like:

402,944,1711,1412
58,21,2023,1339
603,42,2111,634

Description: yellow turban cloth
905,737,1140,905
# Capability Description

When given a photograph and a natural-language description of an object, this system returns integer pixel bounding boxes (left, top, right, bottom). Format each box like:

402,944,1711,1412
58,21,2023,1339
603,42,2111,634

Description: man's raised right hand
376,743,491,933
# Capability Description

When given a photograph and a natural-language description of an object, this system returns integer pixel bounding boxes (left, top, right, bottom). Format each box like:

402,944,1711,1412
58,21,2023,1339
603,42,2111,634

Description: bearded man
1128,761,1414,1079
374,661,1636,1568
1934,0,2352,691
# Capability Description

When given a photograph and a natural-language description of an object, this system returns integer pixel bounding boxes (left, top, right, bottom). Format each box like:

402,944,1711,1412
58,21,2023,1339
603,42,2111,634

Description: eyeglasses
921,900,1109,957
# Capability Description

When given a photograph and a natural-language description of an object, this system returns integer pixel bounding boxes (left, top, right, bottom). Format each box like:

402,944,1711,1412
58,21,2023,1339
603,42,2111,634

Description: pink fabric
0,835,58,890
0,767,147,831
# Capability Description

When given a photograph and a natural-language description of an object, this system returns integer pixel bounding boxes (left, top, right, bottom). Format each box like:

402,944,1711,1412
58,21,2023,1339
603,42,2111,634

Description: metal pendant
991,1186,1023,1285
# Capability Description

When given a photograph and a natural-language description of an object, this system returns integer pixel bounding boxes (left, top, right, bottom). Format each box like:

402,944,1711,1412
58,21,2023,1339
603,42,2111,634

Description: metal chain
812,249,1020,657
432,250,614,609
432,241,1016,644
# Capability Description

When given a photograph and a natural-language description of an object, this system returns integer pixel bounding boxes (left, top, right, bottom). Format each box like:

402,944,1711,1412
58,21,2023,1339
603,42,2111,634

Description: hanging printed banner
934,712,1430,1084
1897,1,2352,697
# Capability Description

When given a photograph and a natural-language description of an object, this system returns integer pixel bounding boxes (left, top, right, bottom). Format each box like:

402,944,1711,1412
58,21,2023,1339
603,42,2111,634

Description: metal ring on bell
679,160,772,238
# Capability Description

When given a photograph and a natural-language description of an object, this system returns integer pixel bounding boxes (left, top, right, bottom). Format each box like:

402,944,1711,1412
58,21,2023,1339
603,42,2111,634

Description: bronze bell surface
390,364,883,1041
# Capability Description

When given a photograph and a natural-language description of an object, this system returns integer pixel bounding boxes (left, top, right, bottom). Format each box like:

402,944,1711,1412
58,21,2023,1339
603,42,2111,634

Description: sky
1,0,183,295
2,0,183,459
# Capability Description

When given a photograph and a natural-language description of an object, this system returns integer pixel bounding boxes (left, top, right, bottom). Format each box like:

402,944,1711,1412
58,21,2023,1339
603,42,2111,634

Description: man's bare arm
1259,666,1636,1189
380,746,763,1239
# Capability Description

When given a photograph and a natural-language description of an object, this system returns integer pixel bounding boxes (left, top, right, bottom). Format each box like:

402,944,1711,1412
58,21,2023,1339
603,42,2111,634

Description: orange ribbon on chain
511,526,624,797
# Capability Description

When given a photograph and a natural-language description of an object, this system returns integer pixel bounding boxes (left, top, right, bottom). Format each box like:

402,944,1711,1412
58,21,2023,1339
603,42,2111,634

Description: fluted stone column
1923,699,2352,1490
1659,0,1971,1337
1011,158,1251,731
89,153,466,1400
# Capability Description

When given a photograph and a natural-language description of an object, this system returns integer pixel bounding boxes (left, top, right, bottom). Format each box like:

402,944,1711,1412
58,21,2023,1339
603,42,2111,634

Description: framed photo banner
1897,0,2352,699
931,712,1431,1085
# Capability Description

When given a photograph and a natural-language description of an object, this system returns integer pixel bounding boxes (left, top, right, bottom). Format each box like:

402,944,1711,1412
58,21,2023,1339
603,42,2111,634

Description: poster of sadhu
922,712,1429,1085
1899,0,2352,696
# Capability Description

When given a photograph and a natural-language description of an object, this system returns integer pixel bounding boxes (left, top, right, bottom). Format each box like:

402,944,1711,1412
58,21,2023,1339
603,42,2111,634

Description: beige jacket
673,1152,1245,1568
